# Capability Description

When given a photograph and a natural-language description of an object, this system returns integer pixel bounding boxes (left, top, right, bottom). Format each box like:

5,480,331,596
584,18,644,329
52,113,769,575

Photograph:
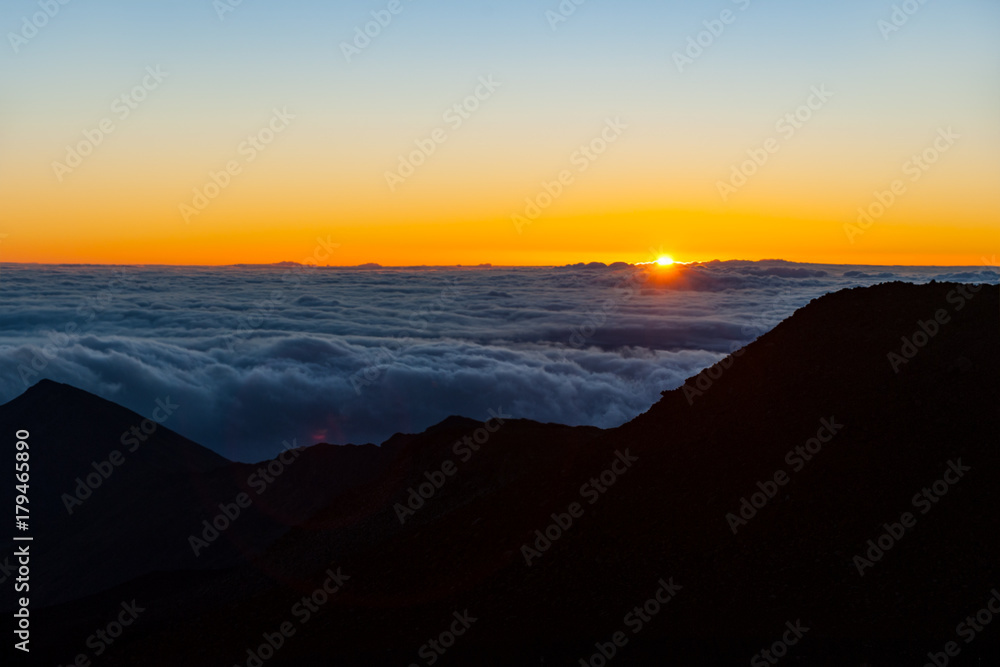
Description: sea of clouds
0,260,995,461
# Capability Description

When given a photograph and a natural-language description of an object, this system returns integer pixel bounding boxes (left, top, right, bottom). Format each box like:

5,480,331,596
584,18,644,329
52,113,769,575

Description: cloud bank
0,261,995,461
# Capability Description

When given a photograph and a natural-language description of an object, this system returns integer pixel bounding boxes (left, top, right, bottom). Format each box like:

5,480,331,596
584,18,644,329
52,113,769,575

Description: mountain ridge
5,281,998,665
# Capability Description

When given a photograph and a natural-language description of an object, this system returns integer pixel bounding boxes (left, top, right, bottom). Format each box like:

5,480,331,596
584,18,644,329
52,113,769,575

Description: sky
1,0,998,266
1,262,995,460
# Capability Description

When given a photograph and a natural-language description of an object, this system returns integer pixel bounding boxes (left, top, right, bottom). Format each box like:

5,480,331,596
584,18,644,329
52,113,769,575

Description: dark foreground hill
4,281,999,666
0,380,397,608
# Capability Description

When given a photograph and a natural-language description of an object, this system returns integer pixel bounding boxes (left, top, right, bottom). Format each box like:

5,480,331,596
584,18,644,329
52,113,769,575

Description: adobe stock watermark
394,408,510,524
213,0,247,22
740,288,799,341
684,288,796,404
179,107,295,223
887,282,981,373
844,127,959,243
406,610,478,667
8,0,74,54
349,278,464,393
340,0,416,63
52,66,169,183
512,117,627,233
922,588,1000,667
679,342,746,405
18,269,136,387
385,75,502,192
568,264,653,348
852,459,971,576
717,85,834,202
220,236,340,352
672,0,752,73
61,397,179,514
726,417,844,534
750,620,811,667
55,600,145,666
521,449,638,567
0,552,19,587
231,565,350,667
577,578,682,666
188,438,303,557
545,0,590,32
877,0,933,41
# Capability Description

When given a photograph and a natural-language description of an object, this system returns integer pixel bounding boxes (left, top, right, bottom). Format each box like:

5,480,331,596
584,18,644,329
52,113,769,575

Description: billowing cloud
0,261,995,461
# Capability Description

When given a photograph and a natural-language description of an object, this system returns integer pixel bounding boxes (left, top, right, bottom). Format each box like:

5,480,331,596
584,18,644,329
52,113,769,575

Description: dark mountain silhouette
0,381,395,608
4,281,998,666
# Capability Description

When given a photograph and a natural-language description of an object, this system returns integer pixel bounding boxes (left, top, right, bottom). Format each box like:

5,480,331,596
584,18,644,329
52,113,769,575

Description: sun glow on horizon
0,1,996,268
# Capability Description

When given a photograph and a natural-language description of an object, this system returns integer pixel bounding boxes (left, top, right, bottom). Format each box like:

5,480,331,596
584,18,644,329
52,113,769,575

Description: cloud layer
0,261,995,461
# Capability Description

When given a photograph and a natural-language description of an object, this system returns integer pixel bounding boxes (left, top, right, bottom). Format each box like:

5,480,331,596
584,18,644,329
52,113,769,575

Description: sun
656,256,674,267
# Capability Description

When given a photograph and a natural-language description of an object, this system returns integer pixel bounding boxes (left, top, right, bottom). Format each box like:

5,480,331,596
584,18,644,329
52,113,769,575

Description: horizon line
0,259,997,270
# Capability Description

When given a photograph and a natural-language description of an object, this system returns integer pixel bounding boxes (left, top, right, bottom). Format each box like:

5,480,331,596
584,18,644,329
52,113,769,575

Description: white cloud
0,261,994,461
